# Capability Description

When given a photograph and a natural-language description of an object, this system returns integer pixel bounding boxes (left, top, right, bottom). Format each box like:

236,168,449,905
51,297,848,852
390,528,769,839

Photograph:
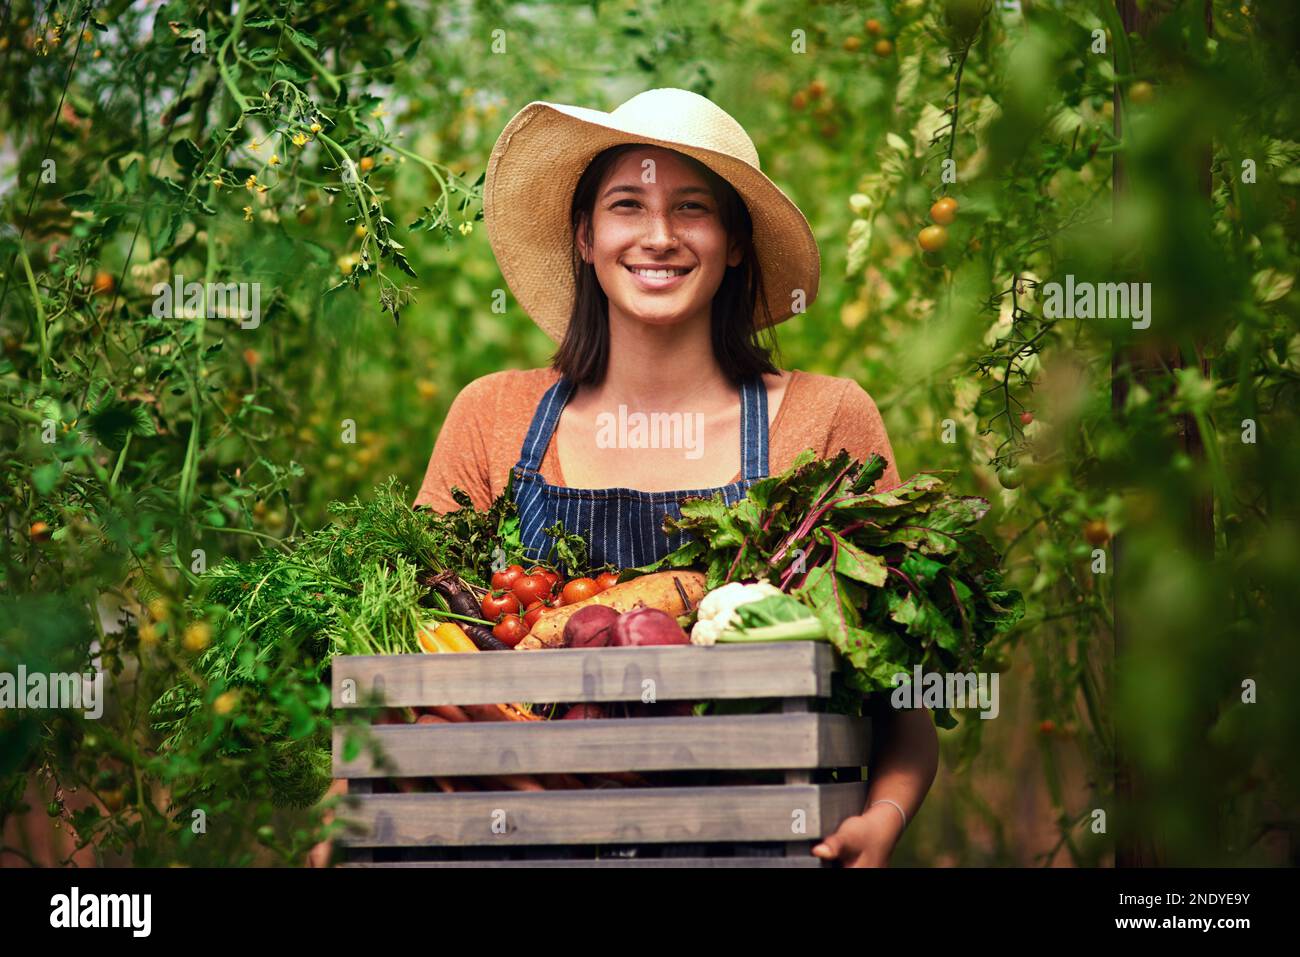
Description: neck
594,304,733,409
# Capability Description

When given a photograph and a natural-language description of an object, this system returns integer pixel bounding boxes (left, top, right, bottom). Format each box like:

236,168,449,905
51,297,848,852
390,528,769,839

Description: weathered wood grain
339,856,823,868
337,781,866,848
331,643,836,709
333,713,870,777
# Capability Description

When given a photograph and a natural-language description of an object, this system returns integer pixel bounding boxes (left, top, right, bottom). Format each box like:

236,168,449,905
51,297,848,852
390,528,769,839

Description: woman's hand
811,802,907,868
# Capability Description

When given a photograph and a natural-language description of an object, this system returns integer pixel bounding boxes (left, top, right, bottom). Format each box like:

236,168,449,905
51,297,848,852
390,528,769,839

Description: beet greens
636,450,1025,727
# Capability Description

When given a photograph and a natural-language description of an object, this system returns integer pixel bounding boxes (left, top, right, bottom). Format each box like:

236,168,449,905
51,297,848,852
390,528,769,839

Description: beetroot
562,703,606,720
609,606,690,647
563,604,620,648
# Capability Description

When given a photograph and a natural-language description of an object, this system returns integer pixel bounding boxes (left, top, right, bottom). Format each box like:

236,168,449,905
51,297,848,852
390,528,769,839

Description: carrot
482,774,546,792
428,704,472,723
517,571,707,649
462,702,540,722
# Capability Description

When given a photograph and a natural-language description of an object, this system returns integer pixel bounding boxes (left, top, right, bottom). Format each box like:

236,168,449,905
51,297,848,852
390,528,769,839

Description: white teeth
629,266,688,279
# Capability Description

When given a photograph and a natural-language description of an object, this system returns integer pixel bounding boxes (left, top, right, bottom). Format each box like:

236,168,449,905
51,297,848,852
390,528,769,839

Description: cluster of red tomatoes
480,564,621,648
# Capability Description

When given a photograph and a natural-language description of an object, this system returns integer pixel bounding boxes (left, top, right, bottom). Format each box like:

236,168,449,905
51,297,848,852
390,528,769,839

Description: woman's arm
812,699,939,867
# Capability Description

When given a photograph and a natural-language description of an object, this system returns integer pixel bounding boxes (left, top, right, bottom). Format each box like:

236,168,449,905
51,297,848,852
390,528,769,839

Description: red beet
563,604,620,648
562,703,606,720
609,606,690,647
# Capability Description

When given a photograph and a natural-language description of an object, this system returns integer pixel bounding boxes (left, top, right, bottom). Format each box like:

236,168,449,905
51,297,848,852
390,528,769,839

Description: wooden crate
331,643,872,867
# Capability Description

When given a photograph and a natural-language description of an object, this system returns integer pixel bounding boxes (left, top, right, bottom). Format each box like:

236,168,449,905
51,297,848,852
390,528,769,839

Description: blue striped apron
512,375,769,572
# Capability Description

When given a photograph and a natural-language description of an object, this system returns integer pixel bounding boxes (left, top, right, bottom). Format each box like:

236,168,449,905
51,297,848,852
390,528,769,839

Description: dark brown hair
551,143,781,386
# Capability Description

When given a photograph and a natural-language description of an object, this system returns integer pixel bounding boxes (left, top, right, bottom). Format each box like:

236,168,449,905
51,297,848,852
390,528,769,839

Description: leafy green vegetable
636,450,1025,727
152,475,548,806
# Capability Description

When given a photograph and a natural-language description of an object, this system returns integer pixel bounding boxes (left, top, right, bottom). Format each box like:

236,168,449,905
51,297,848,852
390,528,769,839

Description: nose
640,209,677,251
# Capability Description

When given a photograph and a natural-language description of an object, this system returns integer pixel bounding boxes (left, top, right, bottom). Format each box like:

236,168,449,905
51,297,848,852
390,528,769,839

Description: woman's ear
576,213,592,264
727,236,744,269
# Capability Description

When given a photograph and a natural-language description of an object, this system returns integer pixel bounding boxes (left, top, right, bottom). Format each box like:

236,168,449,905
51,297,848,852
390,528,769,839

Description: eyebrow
600,184,714,201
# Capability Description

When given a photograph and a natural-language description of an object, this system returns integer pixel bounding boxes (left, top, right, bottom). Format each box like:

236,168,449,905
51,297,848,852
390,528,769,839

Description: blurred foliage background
1,0,1297,866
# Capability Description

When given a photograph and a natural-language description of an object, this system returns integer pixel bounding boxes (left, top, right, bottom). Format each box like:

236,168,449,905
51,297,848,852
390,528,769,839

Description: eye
611,199,639,209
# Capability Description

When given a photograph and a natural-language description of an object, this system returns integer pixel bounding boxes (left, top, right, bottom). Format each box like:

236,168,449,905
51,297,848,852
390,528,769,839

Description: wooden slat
333,713,870,777
340,856,823,868
332,643,835,709
337,782,866,848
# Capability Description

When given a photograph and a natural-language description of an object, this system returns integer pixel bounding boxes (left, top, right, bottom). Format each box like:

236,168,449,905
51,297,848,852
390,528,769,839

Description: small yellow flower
248,140,261,153
269,153,280,166
459,221,473,236
310,121,323,133
213,691,239,716
139,622,159,647
257,185,268,193
245,173,258,190
182,621,212,653
94,49,102,58
370,105,388,119
148,597,170,621
354,224,367,238
82,29,93,42
212,175,224,188
243,206,254,222
291,132,309,147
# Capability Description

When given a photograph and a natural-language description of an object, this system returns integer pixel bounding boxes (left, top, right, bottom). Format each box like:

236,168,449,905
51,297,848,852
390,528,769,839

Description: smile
624,263,694,289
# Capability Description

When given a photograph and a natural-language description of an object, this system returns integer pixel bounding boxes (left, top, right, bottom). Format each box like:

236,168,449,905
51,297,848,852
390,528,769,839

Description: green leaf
172,138,203,174
32,462,63,495
818,528,889,585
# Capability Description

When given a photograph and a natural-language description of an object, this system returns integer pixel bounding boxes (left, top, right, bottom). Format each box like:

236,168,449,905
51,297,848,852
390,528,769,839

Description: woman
413,88,937,867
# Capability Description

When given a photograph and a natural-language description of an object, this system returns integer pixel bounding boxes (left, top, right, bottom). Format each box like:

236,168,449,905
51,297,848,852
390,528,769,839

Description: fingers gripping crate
331,643,872,867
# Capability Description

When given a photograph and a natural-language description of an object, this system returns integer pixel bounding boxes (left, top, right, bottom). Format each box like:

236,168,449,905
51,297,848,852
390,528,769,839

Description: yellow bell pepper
417,621,478,653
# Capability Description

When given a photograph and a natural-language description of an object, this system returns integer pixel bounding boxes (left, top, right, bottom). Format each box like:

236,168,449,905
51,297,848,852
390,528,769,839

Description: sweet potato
517,571,707,649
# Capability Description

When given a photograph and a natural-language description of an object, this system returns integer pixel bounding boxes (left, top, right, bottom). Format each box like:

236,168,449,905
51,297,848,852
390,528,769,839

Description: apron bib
511,374,769,571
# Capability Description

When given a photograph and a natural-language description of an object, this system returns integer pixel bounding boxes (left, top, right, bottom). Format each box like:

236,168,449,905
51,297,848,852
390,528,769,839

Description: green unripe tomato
997,465,1025,490
943,0,988,43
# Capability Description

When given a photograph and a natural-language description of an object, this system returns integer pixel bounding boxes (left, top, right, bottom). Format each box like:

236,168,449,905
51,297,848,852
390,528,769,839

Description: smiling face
577,146,742,331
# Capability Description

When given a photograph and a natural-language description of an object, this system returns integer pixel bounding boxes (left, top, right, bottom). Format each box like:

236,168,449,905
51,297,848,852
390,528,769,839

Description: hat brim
484,100,821,344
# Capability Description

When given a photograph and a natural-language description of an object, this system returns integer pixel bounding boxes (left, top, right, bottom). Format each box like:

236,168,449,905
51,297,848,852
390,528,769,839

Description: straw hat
483,87,821,344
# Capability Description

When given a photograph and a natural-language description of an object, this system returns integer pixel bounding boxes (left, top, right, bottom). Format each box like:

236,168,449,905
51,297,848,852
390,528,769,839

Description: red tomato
512,574,551,607
492,615,529,648
595,572,620,592
523,601,549,629
528,565,561,592
562,578,600,605
491,564,525,591
480,591,520,622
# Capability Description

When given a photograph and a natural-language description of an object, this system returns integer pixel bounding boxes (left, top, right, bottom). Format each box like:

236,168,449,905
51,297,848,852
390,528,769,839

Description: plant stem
17,243,49,383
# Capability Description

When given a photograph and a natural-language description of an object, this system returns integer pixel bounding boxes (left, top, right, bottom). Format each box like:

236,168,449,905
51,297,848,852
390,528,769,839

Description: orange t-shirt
412,367,902,513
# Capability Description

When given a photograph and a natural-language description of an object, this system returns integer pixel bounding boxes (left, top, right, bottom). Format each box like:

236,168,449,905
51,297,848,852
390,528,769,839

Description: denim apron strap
738,373,769,480
517,375,575,474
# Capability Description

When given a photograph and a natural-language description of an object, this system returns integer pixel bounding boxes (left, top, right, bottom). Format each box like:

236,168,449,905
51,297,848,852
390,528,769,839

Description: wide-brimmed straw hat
483,87,821,344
